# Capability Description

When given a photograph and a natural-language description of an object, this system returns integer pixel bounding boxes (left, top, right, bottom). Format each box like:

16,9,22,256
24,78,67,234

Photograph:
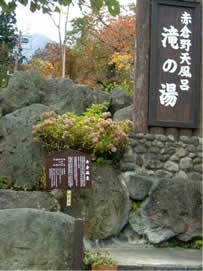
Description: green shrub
0,175,8,189
0,175,28,191
158,237,203,250
131,201,142,214
102,80,133,96
32,103,133,161
9,184,28,191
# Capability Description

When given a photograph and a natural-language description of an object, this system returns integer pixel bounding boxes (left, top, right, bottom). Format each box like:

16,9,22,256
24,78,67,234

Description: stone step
100,247,202,271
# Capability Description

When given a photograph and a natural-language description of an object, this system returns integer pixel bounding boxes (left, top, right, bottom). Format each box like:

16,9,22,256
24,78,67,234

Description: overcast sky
16,0,135,42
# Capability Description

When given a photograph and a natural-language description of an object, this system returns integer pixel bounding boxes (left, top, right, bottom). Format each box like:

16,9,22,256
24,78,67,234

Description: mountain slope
21,33,53,60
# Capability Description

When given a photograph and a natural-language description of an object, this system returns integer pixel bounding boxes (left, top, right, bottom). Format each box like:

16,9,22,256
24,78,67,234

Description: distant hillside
21,33,53,60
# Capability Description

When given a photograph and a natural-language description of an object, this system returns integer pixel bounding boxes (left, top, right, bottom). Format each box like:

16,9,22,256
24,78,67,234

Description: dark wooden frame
46,149,92,190
148,0,201,128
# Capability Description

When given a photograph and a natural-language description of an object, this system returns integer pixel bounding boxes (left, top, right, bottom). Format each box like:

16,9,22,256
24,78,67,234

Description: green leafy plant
131,201,142,214
40,168,47,191
83,249,117,266
158,238,203,250
102,80,133,96
0,175,8,189
32,103,133,161
10,184,28,191
0,175,28,191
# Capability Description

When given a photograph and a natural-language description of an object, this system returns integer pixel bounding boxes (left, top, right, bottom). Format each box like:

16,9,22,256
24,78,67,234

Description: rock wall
121,133,203,181
116,132,202,245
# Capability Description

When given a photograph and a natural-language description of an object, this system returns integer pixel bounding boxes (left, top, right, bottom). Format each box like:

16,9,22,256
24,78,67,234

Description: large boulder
110,88,132,115
125,175,155,200
43,78,111,115
0,208,75,270
0,71,111,117
0,104,49,189
71,163,131,240
113,105,133,121
129,178,202,244
0,70,46,116
0,190,60,212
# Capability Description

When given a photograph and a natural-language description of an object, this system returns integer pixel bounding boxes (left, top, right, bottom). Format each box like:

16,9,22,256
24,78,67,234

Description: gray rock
175,171,188,180
149,147,160,153
0,70,45,116
125,175,154,200
136,155,144,167
199,137,203,145
194,164,203,173
189,153,197,159
145,134,155,141
43,78,111,115
190,137,200,146
122,153,136,163
155,141,164,148
179,136,190,143
168,135,175,141
135,145,147,154
188,172,202,182
0,190,60,211
0,104,48,189
144,141,152,148
188,144,196,153
110,88,132,115
71,163,131,240
193,157,202,164
161,147,175,155
198,152,203,158
154,135,167,142
170,154,179,162
129,138,137,147
129,178,202,244
156,170,173,178
135,133,144,139
118,224,150,246
144,154,163,169
113,104,133,121
180,157,193,171
135,168,150,176
197,144,202,152
0,208,75,270
164,161,179,172
160,154,170,162
120,162,136,171
175,148,188,158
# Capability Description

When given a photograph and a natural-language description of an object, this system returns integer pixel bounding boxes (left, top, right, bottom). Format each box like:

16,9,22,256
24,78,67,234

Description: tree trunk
62,45,66,78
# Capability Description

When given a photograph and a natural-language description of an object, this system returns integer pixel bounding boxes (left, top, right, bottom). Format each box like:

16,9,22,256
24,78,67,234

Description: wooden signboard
46,149,91,190
149,0,201,128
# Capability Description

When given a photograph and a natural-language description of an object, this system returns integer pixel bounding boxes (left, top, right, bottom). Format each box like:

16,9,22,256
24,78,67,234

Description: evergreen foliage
0,10,17,88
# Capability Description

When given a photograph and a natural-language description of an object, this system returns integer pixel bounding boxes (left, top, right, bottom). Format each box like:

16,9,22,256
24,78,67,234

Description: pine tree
0,10,17,49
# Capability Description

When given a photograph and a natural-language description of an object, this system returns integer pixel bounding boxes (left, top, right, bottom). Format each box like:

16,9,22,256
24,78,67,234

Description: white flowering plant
83,249,117,266
32,103,132,161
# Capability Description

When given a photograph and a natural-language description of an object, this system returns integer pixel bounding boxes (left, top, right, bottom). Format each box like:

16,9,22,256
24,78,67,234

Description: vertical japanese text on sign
46,149,92,190
149,0,201,128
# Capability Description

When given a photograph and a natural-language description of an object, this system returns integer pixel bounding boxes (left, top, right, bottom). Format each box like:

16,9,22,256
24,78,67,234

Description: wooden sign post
46,149,91,190
149,0,201,128
46,149,92,271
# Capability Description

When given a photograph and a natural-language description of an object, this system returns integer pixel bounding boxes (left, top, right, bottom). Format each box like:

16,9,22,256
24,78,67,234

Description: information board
46,149,91,190
148,0,201,128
